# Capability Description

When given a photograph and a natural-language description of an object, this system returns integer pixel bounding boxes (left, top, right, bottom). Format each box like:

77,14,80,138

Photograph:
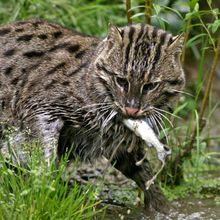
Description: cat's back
0,19,99,79
0,20,100,112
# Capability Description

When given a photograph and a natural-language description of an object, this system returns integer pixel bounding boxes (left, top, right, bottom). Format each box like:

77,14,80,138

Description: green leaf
186,33,207,47
185,9,200,20
208,20,220,33
207,0,212,5
161,5,183,19
20,189,31,196
129,5,145,11
212,8,219,19
194,3,199,12
190,0,199,10
153,4,162,15
130,12,145,19
151,15,167,30
185,12,193,20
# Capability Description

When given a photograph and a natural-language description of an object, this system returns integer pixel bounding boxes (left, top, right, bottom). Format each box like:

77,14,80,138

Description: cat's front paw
143,186,170,214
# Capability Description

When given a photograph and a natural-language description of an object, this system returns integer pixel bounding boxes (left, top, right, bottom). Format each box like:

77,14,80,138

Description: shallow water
102,197,220,220
75,160,220,219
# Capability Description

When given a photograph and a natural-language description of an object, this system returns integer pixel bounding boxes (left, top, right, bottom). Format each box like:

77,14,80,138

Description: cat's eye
116,77,129,91
142,82,158,94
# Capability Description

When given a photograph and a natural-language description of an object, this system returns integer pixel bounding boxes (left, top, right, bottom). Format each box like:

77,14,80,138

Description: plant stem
188,35,220,151
126,0,132,24
145,0,152,24
181,17,191,64
199,36,220,119
168,35,220,185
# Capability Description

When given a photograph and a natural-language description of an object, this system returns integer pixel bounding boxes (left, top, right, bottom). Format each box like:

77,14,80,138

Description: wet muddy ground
74,158,220,220
102,197,220,220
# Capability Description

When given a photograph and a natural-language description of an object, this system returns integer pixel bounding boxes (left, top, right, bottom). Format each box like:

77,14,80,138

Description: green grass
0,147,101,220
0,0,126,36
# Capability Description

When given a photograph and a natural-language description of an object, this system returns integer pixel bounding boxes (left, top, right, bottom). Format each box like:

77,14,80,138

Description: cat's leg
0,125,29,165
6,114,64,164
111,147,168,212
1,114,64,165
31,114,64,163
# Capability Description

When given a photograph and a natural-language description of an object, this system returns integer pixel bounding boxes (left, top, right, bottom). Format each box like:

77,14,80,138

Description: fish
123,118,171,189
123,118,171,163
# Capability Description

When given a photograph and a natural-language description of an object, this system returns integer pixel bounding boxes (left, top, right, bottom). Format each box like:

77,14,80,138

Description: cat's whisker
153,106,181,119
79,119,100,136
97,108,112,123
154,113,167,129
104,136,125,171
75,102,112,112
80,107,113,135
91,105,112,114
153,109,174,128
152,113,169,143
102,110,117,130
77,105,113,118
149,115,160,135
171,89,194,97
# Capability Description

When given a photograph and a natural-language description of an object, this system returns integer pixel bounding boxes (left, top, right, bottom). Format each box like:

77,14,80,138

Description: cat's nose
125,107,139,116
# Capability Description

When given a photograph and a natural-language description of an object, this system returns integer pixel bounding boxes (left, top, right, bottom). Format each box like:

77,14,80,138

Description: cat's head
94,23,185,118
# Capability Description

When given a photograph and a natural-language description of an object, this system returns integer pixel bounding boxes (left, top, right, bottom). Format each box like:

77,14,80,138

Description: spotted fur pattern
0,20,185,212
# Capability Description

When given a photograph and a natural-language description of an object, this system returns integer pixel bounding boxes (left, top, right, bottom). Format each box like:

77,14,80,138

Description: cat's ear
107,23,122,48
168,34,184,53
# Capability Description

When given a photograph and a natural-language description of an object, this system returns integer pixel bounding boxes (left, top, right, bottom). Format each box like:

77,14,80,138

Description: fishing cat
0,20,185,211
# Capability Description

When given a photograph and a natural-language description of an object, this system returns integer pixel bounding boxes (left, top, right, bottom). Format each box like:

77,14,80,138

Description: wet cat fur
0,20,185,212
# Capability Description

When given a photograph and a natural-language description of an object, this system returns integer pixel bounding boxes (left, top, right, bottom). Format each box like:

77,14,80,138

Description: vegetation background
0,0,220,219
